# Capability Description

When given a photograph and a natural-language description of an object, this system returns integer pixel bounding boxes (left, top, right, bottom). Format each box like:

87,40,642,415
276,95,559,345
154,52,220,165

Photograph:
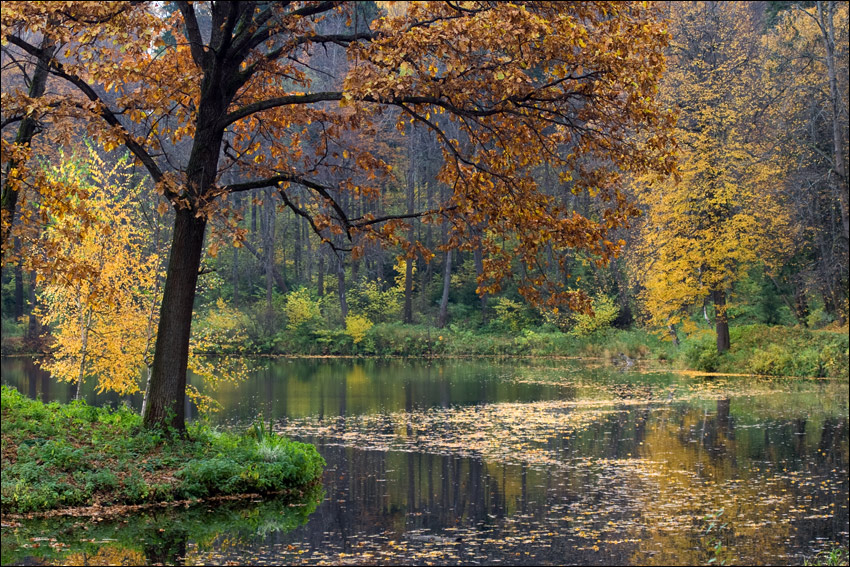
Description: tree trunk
231,234,239,306
336,253,348,321
237,237,288,293
75,308,92,402
438,249,452,328
262,189,276,323
303,218,312,283
317,246,325,297
403,142,416,323
473,243,488,321
1,35,55,256
231,195,240,306
713,288,730,353
667,323,680,347
26,270,40,344
143,209,207,432
13,237,24,319
403,257,414,323
818,1,850,244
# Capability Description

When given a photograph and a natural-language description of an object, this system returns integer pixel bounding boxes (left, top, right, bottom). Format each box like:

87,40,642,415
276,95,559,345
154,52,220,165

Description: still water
1,356,848,565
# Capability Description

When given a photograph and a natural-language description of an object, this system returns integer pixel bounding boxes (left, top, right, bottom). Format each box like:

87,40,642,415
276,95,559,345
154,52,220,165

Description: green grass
803,545,850,566
0,385,324,514
679,324,849,378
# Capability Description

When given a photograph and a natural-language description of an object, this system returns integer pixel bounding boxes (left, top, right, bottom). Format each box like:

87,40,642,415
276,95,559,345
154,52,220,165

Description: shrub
493,297,534,332
345,314,373,344
347,279,402,323
682,334,721,372
570,294,619,338
284,288,322,331
193,297,250,353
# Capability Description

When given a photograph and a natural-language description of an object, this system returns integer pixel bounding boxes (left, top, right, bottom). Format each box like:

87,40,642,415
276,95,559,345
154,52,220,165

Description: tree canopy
1,1,676,431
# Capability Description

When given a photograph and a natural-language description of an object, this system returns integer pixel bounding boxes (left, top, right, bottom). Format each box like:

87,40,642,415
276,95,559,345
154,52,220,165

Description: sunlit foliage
33,149,159,396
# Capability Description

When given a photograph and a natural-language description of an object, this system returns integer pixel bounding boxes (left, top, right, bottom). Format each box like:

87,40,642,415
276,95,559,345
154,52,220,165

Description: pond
1,356,848,565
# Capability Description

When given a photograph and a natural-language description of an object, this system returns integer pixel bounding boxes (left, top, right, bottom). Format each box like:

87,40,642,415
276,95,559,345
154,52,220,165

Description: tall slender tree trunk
262,189,276,322
303,218,312,283
293,210,301,282
26,270,40,344
403,142,416,323
143,209,207,431
231,195,240,306
317,247,325,297
1,35,55,256
713,288,730,353
75,308,92,401
438,249,452,328
818,1,849,244
336,252,348,321
473,241,487,320
231,235,240,306
13,237,24,319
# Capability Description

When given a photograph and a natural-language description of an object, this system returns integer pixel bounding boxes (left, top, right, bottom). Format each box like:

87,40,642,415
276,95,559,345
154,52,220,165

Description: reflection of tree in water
625,401,850,566
142,521,187,566
6,489,322,567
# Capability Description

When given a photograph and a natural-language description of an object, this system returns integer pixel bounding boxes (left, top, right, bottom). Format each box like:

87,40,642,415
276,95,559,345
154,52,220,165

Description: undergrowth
0,385,324,514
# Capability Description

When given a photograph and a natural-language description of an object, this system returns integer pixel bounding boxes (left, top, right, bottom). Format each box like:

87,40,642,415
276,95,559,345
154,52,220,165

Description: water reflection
1,357,847,565
0,487,322,566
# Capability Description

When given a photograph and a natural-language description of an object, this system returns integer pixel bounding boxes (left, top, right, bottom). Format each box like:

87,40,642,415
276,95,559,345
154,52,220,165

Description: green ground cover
0,385,324,514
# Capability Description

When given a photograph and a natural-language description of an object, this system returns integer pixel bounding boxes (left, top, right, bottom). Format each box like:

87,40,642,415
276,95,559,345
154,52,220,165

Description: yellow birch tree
34,148,161,398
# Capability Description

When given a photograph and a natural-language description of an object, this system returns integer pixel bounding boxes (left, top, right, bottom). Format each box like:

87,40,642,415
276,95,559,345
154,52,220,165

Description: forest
1,1,848,429
1,3,849,565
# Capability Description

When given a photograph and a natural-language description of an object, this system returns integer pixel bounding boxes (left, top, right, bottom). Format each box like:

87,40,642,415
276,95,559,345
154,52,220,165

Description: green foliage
347,279,402,323
284,288,322,331
748,344,796,376
702,509,730,565
806,306,834,330
682,333,722,372
492,297,535,332
193,297,250,353
570,294,619,338
0,314,26,354
803,545,850,567
676,324,849,377
0,385,324,513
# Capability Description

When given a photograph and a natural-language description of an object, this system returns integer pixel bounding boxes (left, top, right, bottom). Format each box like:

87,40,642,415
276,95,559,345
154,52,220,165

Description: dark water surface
2,356,848,565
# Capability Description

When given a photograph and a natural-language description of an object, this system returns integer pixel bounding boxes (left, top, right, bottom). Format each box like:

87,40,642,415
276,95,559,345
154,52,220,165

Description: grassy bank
266,322,849,378
679,324,849,378
3,317,847,379
0,385,324,514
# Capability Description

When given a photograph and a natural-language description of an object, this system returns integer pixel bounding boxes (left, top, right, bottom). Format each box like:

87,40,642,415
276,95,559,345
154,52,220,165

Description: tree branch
6,35,169,195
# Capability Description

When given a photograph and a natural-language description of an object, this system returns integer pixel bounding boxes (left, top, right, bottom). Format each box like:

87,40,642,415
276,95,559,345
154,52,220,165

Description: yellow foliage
631,1,793,332
345,314,373,344
351,279,402,323
493,297,531,332
570,294,619,338
35,149,161,396
284,288,321,330
393,258,413,292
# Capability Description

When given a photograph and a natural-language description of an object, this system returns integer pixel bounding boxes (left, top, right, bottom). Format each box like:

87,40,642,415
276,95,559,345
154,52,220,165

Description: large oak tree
2,1,675,432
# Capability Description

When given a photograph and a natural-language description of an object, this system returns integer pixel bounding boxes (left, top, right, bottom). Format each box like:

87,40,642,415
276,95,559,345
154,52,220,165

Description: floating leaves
279,400,621,470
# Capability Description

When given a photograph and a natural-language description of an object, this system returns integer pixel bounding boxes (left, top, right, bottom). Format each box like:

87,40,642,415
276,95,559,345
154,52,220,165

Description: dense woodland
1,2,848,432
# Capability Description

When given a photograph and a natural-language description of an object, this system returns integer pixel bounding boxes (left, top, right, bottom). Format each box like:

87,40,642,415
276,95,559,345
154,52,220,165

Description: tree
33,148,161,399
759,1,849,325
632,1,788,352
3,1,675,432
